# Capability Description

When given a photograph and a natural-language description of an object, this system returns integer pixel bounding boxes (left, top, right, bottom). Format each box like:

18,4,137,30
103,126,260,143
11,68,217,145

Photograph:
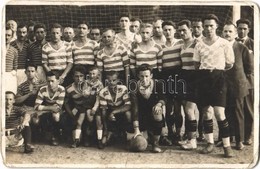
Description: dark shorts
160,68,181,99
197,70,227,107
178,69,199,103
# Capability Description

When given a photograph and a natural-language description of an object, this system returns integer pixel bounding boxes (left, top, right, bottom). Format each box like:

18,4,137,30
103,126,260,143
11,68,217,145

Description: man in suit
236,18,254,145
223,22,253,150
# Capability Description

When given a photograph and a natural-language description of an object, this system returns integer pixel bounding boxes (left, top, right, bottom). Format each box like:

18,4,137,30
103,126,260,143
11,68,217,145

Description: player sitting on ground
5,91,34,153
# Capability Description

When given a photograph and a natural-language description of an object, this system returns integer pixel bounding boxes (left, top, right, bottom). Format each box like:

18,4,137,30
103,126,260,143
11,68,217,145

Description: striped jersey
161,39,183,70
10,40,29,69
193,37,235,70
66,79,103,106
96,44,129,72
6,106,21,129
17,78,46,107
71,40,99,65
99,85,131,109
27,40,47,66
34,85,65,111
129,41,163,70
42,41,73,70
180,41,196,70
6,45,18,72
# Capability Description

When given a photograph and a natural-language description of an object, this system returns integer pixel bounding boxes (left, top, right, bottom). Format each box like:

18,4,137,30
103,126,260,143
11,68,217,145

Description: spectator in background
5,27,18,94
235,18,254,146
10,23,30,85
7,20,18,42
63,27,75,44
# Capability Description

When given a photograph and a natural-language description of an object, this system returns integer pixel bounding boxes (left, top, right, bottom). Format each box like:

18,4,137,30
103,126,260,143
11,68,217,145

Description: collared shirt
137,80,154,99
42,41,73,70
99,85,131,109
96,44,129,72
193,37,235,70
10,40,29,69
17,78,46,107
161,39,183,70
115,32,135,52
34,85,65,111
130,41,163,70
71,40,99,66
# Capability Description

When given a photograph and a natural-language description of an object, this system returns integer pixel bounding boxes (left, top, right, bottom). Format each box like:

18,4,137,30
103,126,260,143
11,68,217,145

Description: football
129,134,148,152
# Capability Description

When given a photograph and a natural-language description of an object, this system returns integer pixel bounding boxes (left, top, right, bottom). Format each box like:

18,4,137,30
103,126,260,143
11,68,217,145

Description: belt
200,69,224,73
5,128,19,136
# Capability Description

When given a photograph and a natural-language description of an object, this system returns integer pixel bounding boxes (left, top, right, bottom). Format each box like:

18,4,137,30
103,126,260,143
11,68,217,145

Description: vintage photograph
1,0,259,168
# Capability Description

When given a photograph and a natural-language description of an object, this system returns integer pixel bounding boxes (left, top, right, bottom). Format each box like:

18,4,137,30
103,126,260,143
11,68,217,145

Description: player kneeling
131,64,167,153
97,71,133,149
65,66,103,148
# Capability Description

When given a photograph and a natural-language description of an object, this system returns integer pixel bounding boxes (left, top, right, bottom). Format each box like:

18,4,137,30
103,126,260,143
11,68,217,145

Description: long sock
75,129,81,139
205,133,214,144
203,119,213,143
217,119,231,147
22,126,32,145
189,120,197,139
97,130,103,140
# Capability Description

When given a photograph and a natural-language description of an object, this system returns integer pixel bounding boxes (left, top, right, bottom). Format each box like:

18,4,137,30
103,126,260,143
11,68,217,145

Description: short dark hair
27,20,36,27
25,62,37,70
46,71,59,80
202,14,219,25
17,23,28,30
177,19,192,28
34,23,46,32
224,20,237,29
162,21,176,29
73,65,86,75
119,13,130,20
192,18,203,23
77,21,90,28
236,18,251,28
130,18,142,24
6,91,15,97
105,71,119,78
88,65,99,73
137,64,152,74
51,23,63,31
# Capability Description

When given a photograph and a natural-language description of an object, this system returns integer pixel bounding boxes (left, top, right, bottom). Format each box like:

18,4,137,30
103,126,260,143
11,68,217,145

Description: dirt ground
2,113,258,168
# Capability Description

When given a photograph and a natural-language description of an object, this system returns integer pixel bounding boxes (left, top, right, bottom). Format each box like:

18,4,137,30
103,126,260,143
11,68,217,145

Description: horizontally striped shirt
6,45,18,72
42,41,73,70
27,40,47,66
96,44,129,72
66,80,103,106
180,41,196,70
161,39,183,70
71,40,99,65
193,37,235,70
129,42,163,70
6,106,21,129
99,85,131,109
10,40,29,69
34,85,65,111
17,78,46,107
